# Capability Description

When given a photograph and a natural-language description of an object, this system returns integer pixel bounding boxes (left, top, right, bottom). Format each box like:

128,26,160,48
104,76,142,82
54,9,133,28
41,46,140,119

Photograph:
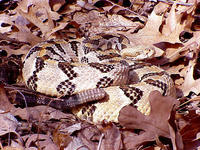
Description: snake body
22,34,176,123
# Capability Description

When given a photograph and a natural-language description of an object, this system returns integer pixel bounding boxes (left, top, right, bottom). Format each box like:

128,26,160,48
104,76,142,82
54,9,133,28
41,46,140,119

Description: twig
97,133,105,150
149,0,194,6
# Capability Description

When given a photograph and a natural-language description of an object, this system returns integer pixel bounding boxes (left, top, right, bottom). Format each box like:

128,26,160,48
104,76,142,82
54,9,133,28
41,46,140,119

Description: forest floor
0,0,200,149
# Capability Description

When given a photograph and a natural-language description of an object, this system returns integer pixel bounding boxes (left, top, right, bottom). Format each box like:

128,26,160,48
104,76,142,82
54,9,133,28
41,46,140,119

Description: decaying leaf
99,123,122,150
0,85,16,112
180,116,200,150
0,109,20,136
1,0,200,149
181,59,200,96
13,105,75,122
73,10,141,36
119,90,180,149
23,134,58,149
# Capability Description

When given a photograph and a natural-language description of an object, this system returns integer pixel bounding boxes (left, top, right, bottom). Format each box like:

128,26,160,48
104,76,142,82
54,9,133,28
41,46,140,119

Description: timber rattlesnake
22,34,176,123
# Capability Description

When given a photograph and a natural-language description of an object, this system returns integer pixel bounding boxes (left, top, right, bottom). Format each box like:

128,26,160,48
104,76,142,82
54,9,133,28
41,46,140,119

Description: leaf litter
0,0,200,149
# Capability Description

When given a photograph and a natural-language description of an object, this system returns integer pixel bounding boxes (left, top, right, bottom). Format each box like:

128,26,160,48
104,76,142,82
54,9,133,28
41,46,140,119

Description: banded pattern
88,63,114,73
120,86,143,105
22,34,176,123
27,57,45,91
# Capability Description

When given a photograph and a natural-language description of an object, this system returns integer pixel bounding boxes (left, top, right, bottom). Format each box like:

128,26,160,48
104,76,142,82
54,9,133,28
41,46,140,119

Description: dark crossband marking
140,71,165,81
89,63,114,73
26,46,42,59
129,63,151,71
69,41,79,57
56,79,76,95
144,79,167,96
80,105,95,120
45,46,65,61
97,53,121,61
58,62,77,80
83,45,93,54
46,40,57,44
81,56,89,63
54,43,66,54
27,57,45,91
120,86,143,105
96,76,114,88
41,54,60,61
86,105,97,118
100,34,116,40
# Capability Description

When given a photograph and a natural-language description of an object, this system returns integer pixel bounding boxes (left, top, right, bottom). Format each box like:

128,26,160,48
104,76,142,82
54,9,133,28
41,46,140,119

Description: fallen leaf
13,105,75,122
16,0,60,39
23,134,58,149
49,0,65,11
73,10,141,36
0,84,16,112
0,109,20,136
100,123,122,150
181,59,200,96
126,3,195,56
119,90,180,149
180,116,200,150
65,137,87,150
53,127,72,149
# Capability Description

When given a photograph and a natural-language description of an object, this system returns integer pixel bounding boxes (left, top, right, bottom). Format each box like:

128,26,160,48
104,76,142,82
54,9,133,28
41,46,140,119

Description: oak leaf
119,90,180,149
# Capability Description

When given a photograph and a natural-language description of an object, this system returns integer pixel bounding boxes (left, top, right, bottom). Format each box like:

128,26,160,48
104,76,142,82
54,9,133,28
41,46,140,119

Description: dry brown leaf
128,11,162,46
0,85,16,112
181,59,200,96
49,0,65,11
176,31,200,62
65,137,87,150
3,146,23,150
23,134,58,149
154,2,169,15
0,4,41,45
0,109,20,136
16,0,61,39
0,11,40,46
73,10,141,36
53,128,72,149
78,125,100,150
13,105,75,122
60,123,82,134
9,24,41,46
128,3,194,48
165,63,185,89
0,14,13,33
1,45,30,57
163,5,196,62
119,90,180,149
162,3,182,37
180,116,200,149
100,123,122,150
77,123,122,150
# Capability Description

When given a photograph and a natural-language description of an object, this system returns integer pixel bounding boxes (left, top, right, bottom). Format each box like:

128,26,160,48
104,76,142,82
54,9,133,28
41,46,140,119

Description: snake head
121,45,155,60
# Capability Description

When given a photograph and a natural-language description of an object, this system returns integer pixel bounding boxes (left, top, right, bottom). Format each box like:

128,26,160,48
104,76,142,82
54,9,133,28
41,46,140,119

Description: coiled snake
22,34,176,123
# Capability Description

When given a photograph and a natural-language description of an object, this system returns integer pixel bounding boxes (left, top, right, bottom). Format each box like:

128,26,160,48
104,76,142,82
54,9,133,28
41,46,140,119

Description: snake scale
22,34,176,123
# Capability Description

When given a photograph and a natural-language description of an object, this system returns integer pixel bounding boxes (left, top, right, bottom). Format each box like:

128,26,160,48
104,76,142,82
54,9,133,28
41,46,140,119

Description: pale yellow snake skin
22,34,176,123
